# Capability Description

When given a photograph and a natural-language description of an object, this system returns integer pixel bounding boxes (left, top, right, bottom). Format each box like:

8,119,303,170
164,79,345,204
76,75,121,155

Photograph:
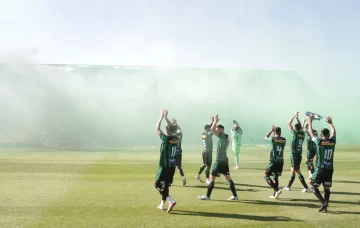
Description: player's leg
232,146,240,169
205,153,212,184
265,163,281,198
175,154,186,185
166,167,177,213
199,161,219,200
284,155,296,190
223,161,238,200
310,168,328,212
294,155,310,192
196,152,207,181
155,167,167,210
323,169,333,208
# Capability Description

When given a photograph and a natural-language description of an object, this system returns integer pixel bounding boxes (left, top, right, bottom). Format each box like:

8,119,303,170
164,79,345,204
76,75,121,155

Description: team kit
155,110,336,214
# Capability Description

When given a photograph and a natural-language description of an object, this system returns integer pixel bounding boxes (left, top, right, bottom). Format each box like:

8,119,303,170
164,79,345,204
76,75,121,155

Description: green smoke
0,64,357,149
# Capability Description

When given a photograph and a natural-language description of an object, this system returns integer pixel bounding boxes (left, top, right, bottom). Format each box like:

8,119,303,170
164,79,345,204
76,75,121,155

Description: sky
0,0,359,88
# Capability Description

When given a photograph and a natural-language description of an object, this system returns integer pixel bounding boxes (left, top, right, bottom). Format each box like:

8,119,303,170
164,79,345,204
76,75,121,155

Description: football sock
198,165,206,174
207,181,215,198
287,174,295,188
228,180,237,197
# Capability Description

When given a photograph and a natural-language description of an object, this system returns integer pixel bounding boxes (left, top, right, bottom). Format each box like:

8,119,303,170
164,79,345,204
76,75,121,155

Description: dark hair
217,125,224,129
321,128,330,137
275,127,281,135
294,123,301,131
166,124,178,134
204,124,211,130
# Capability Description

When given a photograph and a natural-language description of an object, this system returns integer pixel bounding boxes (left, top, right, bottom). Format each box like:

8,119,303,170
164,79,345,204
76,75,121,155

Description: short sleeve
160,133,168,143
331,136,336,143
267,137,273,143
312,135,321,145
291,129,296,136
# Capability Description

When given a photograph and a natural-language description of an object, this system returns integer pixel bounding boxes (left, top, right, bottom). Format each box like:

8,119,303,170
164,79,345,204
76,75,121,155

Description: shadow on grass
240,199,319,209
289,198,360,206
326,211,360,215
171,210,301,222
334,180,360,184
183,185,260,192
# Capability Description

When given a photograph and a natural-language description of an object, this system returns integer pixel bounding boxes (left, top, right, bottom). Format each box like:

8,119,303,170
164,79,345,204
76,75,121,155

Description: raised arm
156,109,165,136
288,112,299,132
307,115,315,138
264,125,275,141
210,114,220,137
326,116,336,138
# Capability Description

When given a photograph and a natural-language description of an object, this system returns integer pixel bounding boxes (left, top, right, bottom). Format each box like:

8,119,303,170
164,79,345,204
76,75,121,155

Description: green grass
0,145,360,228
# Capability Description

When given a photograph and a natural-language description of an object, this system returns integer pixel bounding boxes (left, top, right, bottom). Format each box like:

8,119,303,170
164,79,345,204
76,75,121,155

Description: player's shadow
238,183,269,189
334,180,360,184
289,198,360,206
326,211,360,215
241,199,319,208
172,210,301,222
184,185,260,192
332,191,360,196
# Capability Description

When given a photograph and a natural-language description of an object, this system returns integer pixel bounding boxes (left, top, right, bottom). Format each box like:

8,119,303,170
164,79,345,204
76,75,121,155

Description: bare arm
264,125,275,141
288,112,298,132
307,116,315,138
211,115,220,137
326,116,336,138
156,117,164,136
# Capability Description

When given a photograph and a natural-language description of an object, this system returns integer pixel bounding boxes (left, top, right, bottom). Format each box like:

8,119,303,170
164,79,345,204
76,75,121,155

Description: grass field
0,145,359,228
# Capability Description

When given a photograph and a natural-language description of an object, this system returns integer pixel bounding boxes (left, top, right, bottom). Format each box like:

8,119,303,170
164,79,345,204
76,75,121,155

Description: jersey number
324,149,333,160
277,146,283,156
298,140,303,148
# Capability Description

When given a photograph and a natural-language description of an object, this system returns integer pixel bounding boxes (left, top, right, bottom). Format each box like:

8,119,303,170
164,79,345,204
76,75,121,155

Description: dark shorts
311,168,333,187
290,154,302,170
155,166,176,186
265,162,284,177
202,152,212,166
175,154,182,167
306,150,317,163
211,160,229,176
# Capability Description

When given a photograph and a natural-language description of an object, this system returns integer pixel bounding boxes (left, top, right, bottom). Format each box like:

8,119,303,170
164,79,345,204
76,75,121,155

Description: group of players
154,110,336,214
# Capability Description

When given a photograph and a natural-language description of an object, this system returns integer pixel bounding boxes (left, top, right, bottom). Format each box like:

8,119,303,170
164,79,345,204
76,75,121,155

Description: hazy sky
1,0,359,87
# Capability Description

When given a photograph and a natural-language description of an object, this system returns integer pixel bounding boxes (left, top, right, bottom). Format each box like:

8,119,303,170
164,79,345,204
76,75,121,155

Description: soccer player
308,115,336,212
283,112,311,192
198,114,238,200
303,119,318,180
165,118,186,185
264,125,286,199
154,109,178,213
195,119,214,184
231,121,243,169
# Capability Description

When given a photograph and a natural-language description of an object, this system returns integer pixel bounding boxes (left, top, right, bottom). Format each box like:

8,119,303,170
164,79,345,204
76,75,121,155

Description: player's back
305,129,318,151
270,136,286,163
291,130,305,155
216,133,229,161
159,134,179,167
316,137,336,170
201,132,213,153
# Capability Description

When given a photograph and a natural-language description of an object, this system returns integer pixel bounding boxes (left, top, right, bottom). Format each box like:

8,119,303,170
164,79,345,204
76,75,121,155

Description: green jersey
216,133,230,161
176,131,183,154
305,129,318,152
201,131,213,153
313,136,336,170
231,130,242,147
291,130,305,156
159,133,178,167
267,136,286,164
